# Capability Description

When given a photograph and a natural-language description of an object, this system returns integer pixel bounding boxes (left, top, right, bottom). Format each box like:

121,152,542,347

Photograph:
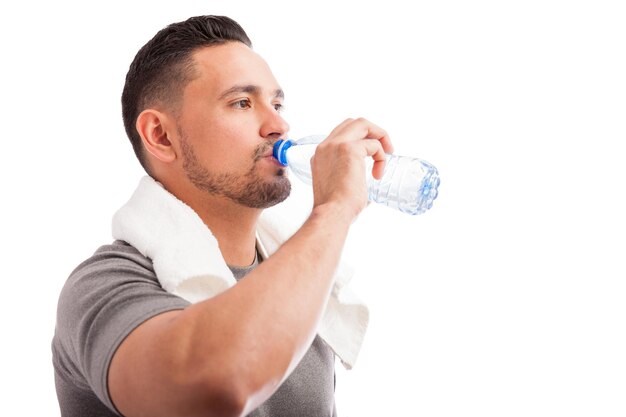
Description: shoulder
53,240,189,410
61,241,157,296
57,240,187,318
54,240,191,349
72,240,154,276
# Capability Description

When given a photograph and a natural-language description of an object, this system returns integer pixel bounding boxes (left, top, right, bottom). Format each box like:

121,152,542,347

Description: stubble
180,133,291,209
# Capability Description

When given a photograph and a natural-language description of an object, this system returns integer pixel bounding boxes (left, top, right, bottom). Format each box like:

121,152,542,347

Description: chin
238,176,291,209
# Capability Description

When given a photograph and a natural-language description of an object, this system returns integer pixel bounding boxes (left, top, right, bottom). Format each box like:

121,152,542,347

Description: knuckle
336,141,353,155
315,141,330,153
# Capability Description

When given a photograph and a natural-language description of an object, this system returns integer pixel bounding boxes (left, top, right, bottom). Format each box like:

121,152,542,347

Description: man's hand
310,118,394,221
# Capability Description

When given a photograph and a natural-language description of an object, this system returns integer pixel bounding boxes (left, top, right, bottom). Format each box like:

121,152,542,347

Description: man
53,15,392,417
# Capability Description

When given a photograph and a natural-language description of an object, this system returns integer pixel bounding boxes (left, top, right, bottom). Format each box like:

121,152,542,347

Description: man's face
174,42,291,208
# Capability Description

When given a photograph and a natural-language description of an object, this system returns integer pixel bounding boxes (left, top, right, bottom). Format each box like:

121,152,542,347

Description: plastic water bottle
273,135,440,215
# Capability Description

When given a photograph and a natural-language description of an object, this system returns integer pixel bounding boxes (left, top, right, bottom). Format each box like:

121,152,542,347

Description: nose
260,105,290,140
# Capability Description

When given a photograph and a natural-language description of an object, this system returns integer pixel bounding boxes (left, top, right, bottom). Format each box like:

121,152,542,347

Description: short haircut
121,15,252,172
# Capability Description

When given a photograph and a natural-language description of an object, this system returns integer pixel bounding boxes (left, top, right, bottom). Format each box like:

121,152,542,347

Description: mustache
252,140,277,162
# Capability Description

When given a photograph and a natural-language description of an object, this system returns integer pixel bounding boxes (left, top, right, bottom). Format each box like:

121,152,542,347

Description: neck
198,199,261,267
159,176,261,267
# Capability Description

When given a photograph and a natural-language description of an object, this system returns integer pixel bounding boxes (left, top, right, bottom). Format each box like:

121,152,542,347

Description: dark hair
121,15,252,172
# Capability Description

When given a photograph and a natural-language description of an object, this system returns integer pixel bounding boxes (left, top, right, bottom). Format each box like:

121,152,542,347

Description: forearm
110,202,353,417
181,202,352,406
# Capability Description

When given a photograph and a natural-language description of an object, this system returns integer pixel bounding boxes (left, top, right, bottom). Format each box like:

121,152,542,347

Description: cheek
179,111,259,170
183,116,234,154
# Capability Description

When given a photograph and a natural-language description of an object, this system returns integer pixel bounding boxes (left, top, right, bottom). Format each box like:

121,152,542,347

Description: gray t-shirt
52,240,337,416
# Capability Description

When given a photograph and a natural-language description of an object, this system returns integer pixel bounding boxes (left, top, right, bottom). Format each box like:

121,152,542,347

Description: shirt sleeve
54,242,190,413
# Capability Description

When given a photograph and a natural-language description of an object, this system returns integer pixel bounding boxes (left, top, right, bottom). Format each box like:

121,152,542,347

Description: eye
273,102,284,112
232,99,251,109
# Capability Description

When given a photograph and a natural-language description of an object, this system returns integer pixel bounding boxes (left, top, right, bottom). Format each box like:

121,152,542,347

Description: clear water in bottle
273,135,440,215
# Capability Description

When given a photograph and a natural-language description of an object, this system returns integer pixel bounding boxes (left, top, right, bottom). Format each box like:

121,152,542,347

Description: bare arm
108,118,392,417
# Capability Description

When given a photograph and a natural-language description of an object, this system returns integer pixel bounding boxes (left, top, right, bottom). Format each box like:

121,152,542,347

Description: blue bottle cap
273,139,294,166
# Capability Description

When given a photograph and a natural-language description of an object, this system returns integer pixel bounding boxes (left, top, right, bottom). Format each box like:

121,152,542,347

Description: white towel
112,176,369,369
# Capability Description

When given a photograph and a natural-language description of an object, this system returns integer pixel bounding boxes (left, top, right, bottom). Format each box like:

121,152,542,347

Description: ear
136,109,177,163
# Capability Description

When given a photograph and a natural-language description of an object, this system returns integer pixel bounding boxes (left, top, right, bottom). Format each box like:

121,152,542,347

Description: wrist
310,201,357,231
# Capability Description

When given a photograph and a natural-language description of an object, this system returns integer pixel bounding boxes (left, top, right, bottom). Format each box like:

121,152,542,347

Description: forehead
188,42,280,97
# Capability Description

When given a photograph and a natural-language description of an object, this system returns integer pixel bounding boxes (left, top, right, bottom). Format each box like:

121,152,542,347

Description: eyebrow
219,84,284,100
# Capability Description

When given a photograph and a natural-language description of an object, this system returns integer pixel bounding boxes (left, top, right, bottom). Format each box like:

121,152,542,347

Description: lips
265,154,284,167
255,140,285,165
263,143,279,159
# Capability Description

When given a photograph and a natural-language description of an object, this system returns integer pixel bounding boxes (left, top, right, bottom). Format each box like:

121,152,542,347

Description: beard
180,133,291,209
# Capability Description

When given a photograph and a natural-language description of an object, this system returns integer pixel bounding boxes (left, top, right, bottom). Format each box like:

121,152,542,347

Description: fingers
353,118,393,155
361,139,387,180
309,118,392,218
324,118,393,180
326,117,394,155
327,118,356,137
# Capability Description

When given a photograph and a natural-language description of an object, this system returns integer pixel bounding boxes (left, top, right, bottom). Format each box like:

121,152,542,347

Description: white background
1,1,625,415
